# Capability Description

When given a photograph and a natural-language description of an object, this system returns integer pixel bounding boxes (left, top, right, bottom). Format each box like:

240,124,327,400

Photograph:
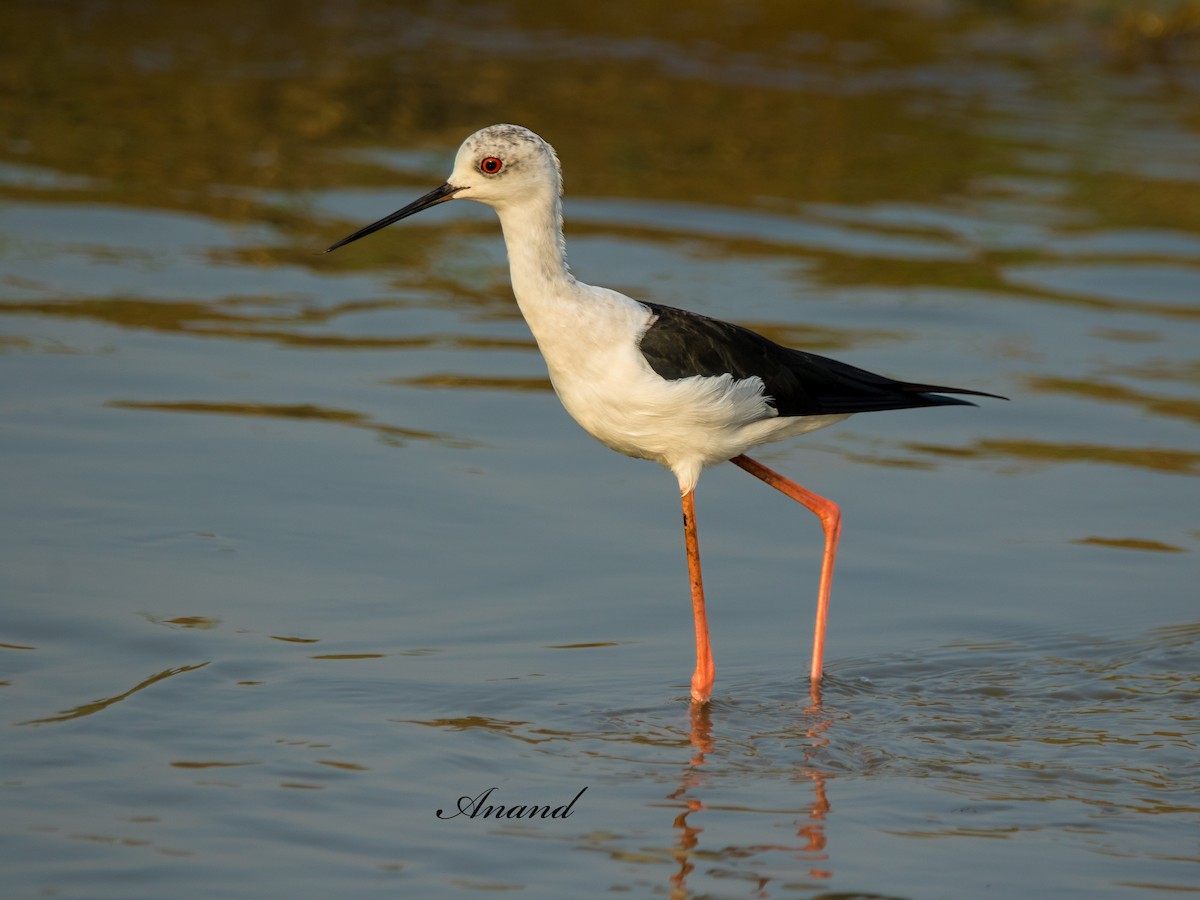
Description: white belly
517,284,846,492
546,342,845,492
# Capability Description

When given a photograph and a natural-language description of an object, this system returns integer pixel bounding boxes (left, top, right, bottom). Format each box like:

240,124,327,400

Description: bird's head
449,124,562,209
325,124,561,254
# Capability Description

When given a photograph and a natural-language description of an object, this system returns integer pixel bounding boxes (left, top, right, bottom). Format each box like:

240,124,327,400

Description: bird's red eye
479,156,503,175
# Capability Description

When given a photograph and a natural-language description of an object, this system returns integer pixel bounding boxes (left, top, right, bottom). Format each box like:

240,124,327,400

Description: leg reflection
664,698,836,895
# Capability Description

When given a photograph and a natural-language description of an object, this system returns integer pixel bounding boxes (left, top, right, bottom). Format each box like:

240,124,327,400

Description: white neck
493,193,578,336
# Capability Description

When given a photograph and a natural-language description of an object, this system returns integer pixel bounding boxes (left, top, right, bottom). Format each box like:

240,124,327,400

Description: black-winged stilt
327,124,1004,704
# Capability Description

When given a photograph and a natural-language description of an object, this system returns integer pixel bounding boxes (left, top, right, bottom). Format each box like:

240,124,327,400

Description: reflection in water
667,701,834,897
142,613,221,629
400,623,1199,890
409,690,845,894
107,399,475,448
1030,376,1200,426
1073,536,1186,554
0,295,521,351
392,373,553,393
907,438,1200,476
169,760,258,769
17,662,210,726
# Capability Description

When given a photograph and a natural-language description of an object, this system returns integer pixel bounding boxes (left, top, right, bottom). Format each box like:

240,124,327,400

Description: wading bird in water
326,124,1004,704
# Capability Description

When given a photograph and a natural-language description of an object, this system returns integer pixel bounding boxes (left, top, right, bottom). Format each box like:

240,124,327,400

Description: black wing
637,302,1005,417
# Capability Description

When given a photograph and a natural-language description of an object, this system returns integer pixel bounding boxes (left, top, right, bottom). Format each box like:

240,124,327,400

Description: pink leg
729,454,841,688
681,489,715,704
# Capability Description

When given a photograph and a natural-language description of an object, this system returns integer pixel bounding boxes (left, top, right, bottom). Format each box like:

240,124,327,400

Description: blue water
3,3,1198,897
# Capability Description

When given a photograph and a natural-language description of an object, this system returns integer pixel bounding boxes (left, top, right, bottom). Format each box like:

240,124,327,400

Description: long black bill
325,182,463,253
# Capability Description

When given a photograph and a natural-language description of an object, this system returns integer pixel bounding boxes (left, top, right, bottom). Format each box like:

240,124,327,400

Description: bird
326,124,1004,704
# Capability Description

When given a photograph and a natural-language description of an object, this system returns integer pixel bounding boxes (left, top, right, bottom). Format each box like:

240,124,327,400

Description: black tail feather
638,302,1007,417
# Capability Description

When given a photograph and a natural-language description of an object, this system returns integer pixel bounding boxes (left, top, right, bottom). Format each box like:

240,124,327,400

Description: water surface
2,3,1198,897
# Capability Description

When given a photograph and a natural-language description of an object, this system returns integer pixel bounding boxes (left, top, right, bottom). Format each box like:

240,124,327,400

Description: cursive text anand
437,786,587,820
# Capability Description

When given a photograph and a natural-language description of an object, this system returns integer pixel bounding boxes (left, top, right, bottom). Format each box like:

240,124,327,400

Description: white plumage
436,125,847,494
326,123,1002,703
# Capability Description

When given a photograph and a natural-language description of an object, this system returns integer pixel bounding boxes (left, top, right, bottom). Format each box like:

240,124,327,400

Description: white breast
523,285,845,492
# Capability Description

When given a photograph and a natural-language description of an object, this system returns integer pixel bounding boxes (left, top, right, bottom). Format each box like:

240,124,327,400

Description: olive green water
2,2,1198,897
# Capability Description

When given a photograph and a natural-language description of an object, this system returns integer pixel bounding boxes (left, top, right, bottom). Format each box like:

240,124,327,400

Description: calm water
3,3,1198,897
